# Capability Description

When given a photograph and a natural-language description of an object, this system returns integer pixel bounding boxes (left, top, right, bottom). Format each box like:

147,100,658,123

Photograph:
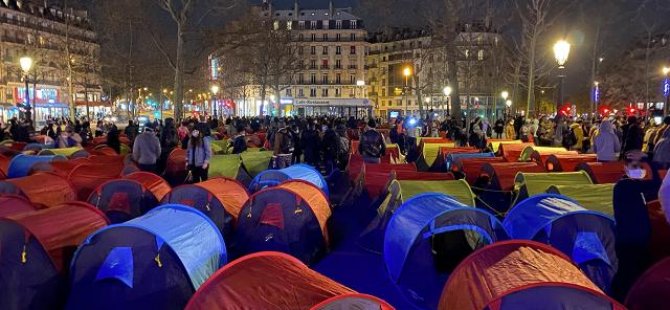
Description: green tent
47,147,83,157
209,154,243,178
513,171,593,206
210,139,230,155
417,142,454,171
240,151,273,177
398,179,475,206
546,184,615,215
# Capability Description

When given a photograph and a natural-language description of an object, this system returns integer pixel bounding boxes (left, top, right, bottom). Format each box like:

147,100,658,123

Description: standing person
652,129,670,170
95,120,104,137
301,121,321,167
124,120,139,145
494,118,505,139
57,127,82,148
335,124,350,169
358,119,386,164
593,120,621,162
290,123,302,164
272,121,294,169
504,119,516,140
231,124,247,154
185,127,211,183
132,127,161,173
621,116,644,156
158,118,179,173
107,127,121,154
570,120,584,152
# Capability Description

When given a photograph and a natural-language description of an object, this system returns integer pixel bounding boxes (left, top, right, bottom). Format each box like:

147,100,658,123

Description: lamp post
554,40,571,112
19,56,33,124
211,84,220,119
403,66,412,116
501,91,509,120
663,66,670,116
443,86,452,116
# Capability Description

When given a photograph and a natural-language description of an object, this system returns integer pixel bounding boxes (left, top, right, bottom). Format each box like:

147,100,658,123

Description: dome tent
439,240,624,310
7,154,67,178
194,177,250,221
236,180,331,264
0,194,37,218
249,163,329,196
88,179,160,223
545,153,597,172
124,171,172,201
546,183,615,215
512,171,593,205
625,257,670,310
185,252,387,310
68,204,226,310
384,193,507,309
0,202,108,309
0,172,77,208
504,194,617,293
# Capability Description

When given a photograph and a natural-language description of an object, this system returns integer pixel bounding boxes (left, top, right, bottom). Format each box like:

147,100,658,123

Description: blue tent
7,154,66,178
68,204,226,310
248,164,328,196
445,152,494,170
88,179,159,224
503,194,617,293
383,193,508,309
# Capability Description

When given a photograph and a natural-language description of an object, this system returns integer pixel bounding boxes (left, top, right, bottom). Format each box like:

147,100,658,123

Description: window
336,73,342,84
273,21,279,30
299,21,305,29
336,20,342,29
298,74,305,84
322,59,329,68
298,88,305,97
322,46,328,55
321,88,328,97
286,88,292,96
286,21,292,30
351,20,357,28
299,34,304,41
310,21,317,29
382,88,386,96
310,60,317,69
322,33,328,41
310,88,317,97
350,75,356,84
335,60,342,69
350,46,356,54
311,46,316,55
298,46,304,55
477,50,484,61
335,88,341,97
336,46,342,55
350,33,356,41
310,73,316,84
336,33,341,41
311,33,316,41
322,74,328,84
382,79,386,86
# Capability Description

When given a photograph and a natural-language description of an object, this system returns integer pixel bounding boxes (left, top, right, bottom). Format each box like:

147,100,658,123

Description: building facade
217,1,369,117
366,23,505,119
0,0,102,124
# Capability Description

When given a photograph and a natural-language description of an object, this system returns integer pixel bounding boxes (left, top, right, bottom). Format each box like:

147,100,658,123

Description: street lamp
403,66,412,116
554,40,571,110
210,84,220,118
443,86,452,115
663,66,670,116
19,56,33,124
506,99,513,120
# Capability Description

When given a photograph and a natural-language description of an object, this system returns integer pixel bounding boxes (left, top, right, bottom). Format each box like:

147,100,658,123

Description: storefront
75,101,112,120
293,98,372,117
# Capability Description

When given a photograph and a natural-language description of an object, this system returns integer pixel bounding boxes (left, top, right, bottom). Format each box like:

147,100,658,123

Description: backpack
563,127,577,147
338,136,350,156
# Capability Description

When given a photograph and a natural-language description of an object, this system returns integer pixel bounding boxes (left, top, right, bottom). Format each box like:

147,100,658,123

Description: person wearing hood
652,127,670,169
570,121,584,151
593,120,621,162
132,127,161,172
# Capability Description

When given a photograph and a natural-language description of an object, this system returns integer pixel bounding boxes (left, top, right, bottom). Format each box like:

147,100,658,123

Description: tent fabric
162,185,234,240
577,161,653,184
482,162,545,191
311,293,395,310
124,172,172,201
364,171,454,200
451,157,504,186
46,147,83,157
498,142,534,161
80,204,226,290
28,160,84,178
439,240,620,310
545,154,598,172
546,184,615,215
0,195,37,218
398,179,476,206
357,180,403,254
209,155,243,179
488,139,522,153
1,172,77,208
195,177,250,220
69,205,225,310
384,193,508,309
88,179,159,223
236,181,331,264
250,164,329,196
185,252,353,310
165,148,188,186
7,154,67,178
504,194,618,292
646,200,670,261
518,146,570,162
240,151,273,177
418,142,455,170
513,171,593,205
68,163,125,200
625,257,670,310
446,152,495,171
433,147,479,171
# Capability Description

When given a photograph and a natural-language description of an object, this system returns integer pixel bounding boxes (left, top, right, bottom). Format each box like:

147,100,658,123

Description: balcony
320,65,330,70
334,65,343,70
348,65,358,69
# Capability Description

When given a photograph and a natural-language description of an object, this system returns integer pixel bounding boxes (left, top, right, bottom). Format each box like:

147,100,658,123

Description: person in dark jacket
157,118,179,173
494,118,505,139
107,127,121,154
231,124,247,154
622,116,644,157
302,122,321,167
124,120,139,145
358,119,386,163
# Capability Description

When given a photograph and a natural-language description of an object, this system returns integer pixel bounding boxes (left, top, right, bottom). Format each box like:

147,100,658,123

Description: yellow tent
546,184,615,215
513,171,593,206
398,179,475,206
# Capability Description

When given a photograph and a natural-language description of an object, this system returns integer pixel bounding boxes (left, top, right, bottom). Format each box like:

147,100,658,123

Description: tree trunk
526,29,538,116
173,27,185,121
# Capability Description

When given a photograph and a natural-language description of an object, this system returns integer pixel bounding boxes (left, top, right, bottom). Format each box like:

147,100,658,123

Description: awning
34,102,68,109
293,98,372,107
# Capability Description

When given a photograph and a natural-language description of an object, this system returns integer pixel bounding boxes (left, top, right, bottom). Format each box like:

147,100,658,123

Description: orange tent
29,160,85,178
195,177,250,220
0,195,38,218
577,161,653,184
498,142,534,161
529,149,579,166
185,252,355,310
124,171,172,201
68,163,125,200
481,162,546,192
451,157,505,185
0,173,76,208
165,149,187,185
545,154,598,172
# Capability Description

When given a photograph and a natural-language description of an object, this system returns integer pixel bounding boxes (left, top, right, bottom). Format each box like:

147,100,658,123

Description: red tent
545,154,598,172
124,171,172,201
185,252,363,310
646,200,670,261
311,294,395,310
577,161,653,184
165,148,187,185
433,147,479,171
481,162,546,192
364,170,454,200
68,163,125,200
498,143,534,161
0,173,76,208
530,149,579,167
28,160,86,178
439,240,623,310
451,157,505,185
625,257,670,310
0,195,37,218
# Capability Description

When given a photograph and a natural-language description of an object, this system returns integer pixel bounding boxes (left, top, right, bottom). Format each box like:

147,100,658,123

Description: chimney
293,0,298,18
329,0,334,17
